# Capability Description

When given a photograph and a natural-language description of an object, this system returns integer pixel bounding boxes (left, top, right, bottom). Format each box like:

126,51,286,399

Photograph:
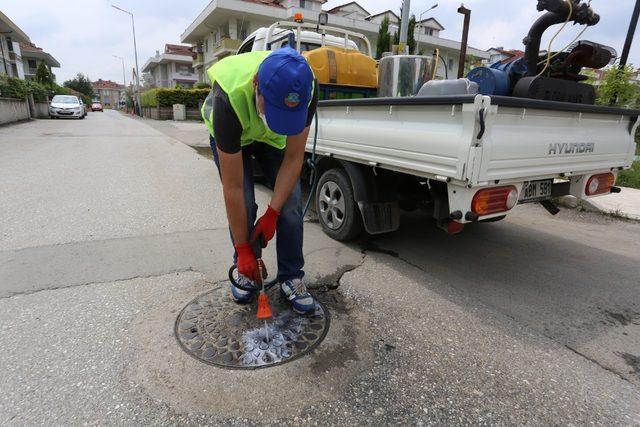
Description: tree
63,73,94,98
464,54,483,75
393,12,417,55
142,72,155,89
376,16,392,59
34,62,54,86
596,65,638,107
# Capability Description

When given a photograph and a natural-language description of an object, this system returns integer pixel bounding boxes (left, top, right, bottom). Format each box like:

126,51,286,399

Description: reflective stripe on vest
201,51,286,150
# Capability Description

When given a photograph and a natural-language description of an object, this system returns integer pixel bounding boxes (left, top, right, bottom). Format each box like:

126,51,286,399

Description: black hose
302,110,319,217
227,111,320,290
439,55,449,80
524,12,568,76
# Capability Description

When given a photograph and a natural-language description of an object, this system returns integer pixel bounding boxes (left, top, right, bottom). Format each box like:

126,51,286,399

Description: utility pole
112,5,141,116
611,0,640,105
619,0,640,68
457,5,471,79
399,0,411,54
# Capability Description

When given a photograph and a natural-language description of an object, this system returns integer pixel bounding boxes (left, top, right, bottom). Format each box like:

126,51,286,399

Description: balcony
212,38,242,58
192,53,204,68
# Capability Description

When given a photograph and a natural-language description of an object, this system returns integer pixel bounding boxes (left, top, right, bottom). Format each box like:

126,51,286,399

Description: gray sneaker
280,278,315,314
231,274,257,304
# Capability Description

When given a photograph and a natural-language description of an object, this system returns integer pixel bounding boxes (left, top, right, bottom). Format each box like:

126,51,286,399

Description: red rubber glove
235,243,259,281
251,205,280,248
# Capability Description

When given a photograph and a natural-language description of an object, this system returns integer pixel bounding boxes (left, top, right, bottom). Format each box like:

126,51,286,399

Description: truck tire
316,168,363,241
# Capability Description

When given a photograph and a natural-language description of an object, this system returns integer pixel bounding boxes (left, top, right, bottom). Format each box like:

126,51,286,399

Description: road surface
1,111,639,425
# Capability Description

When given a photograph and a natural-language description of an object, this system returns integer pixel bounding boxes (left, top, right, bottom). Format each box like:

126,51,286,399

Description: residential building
365,10,399,26
416,18,444,38
0,10,30,78
142,44,198,88
485,47,524,64
325,2,371,19
92,79,125,108
19,42,61,81
181,0,489,83
588,67,640,88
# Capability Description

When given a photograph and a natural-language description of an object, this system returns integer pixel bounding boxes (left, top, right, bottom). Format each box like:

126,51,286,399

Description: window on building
6,37,13,52
177,63,194,75
28,59,37,70
425,28,433,36
448,58,455,72
300,0,307,8
204,38,208,52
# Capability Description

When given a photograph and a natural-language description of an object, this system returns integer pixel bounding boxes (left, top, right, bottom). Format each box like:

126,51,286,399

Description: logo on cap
284,92,301,108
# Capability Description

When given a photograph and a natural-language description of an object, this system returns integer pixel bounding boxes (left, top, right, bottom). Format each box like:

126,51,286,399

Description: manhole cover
175,284,330,369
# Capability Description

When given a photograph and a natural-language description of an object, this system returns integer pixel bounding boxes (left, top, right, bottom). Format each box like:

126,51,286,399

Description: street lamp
416,3,438,54
112,55,126,88
112,54,126,110
112,4,141,115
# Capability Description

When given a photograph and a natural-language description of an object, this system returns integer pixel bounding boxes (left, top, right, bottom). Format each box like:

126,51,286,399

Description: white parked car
49,95,85,119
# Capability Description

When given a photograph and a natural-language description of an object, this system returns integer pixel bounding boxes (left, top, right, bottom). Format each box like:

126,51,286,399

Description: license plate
519,179,553,203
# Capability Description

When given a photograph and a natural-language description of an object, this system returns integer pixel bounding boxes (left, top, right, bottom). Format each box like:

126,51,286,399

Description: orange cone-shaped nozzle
257,291,273,319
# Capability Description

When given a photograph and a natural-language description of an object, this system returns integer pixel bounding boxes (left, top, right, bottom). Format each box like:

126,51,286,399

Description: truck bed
310,94,638,187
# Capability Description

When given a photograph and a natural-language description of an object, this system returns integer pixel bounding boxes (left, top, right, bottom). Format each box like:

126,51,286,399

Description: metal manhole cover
175,284,330,369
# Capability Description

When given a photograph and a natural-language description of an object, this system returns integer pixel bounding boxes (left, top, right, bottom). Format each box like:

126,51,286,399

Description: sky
2,0,639,84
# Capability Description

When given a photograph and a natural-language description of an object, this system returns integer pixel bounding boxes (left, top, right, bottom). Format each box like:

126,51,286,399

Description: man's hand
235,243,260,281
251,205,280,247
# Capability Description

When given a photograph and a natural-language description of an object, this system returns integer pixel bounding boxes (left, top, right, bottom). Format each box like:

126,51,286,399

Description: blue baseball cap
257,47,314,136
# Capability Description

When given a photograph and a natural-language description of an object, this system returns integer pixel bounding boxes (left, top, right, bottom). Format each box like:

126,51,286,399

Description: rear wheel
316,168,363,241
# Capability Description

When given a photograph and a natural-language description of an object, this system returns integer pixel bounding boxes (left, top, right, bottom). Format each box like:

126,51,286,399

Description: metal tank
377,55,435,97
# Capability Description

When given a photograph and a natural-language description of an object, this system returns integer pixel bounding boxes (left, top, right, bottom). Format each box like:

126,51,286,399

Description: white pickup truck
237,21,638,240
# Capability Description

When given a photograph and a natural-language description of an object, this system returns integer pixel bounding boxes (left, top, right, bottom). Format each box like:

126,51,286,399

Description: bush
194,82,211,89
618,162,640,189
0,75,30,99
0,75,62,103
141,88,209,108
140,88,160,107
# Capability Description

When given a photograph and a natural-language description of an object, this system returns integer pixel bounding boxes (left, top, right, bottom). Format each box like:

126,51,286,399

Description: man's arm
216,150,249,245
270,126,310,211
211,83,249,246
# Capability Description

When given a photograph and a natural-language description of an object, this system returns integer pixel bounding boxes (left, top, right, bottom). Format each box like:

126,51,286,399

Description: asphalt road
1,111,639,425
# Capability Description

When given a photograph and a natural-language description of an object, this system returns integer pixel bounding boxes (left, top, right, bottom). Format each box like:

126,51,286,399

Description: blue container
467,66,510,96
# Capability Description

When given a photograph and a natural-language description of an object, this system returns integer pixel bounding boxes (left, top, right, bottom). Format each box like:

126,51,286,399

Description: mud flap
358,201,400,235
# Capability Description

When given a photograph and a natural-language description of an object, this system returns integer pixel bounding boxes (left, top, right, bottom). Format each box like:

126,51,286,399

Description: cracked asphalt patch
2,260,640,425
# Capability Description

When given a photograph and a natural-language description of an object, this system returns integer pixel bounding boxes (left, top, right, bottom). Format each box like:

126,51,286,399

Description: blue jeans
210,136,304,282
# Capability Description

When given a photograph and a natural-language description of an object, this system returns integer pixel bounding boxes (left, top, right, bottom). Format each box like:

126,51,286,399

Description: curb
554,195,640,221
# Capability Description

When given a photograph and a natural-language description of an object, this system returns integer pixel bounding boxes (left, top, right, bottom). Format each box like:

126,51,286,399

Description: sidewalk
584,186,640,220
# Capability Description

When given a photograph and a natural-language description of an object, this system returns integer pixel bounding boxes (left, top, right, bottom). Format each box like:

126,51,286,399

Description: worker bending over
201,47,318,314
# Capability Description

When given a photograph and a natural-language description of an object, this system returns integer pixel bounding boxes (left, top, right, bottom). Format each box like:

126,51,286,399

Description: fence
141,103,203,121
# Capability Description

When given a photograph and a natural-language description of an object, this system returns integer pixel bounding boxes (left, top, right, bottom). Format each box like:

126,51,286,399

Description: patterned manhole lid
175,284,330,369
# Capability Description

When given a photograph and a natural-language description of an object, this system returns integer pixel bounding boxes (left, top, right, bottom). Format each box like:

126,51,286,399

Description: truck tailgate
475,97,638,184
314,96,480,181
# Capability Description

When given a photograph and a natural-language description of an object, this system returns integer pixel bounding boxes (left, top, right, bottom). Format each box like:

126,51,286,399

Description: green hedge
0,75,71,103
141,88,209,108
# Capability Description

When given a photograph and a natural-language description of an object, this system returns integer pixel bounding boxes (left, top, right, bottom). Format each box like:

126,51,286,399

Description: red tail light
585,173,615,196
472,186,518,216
